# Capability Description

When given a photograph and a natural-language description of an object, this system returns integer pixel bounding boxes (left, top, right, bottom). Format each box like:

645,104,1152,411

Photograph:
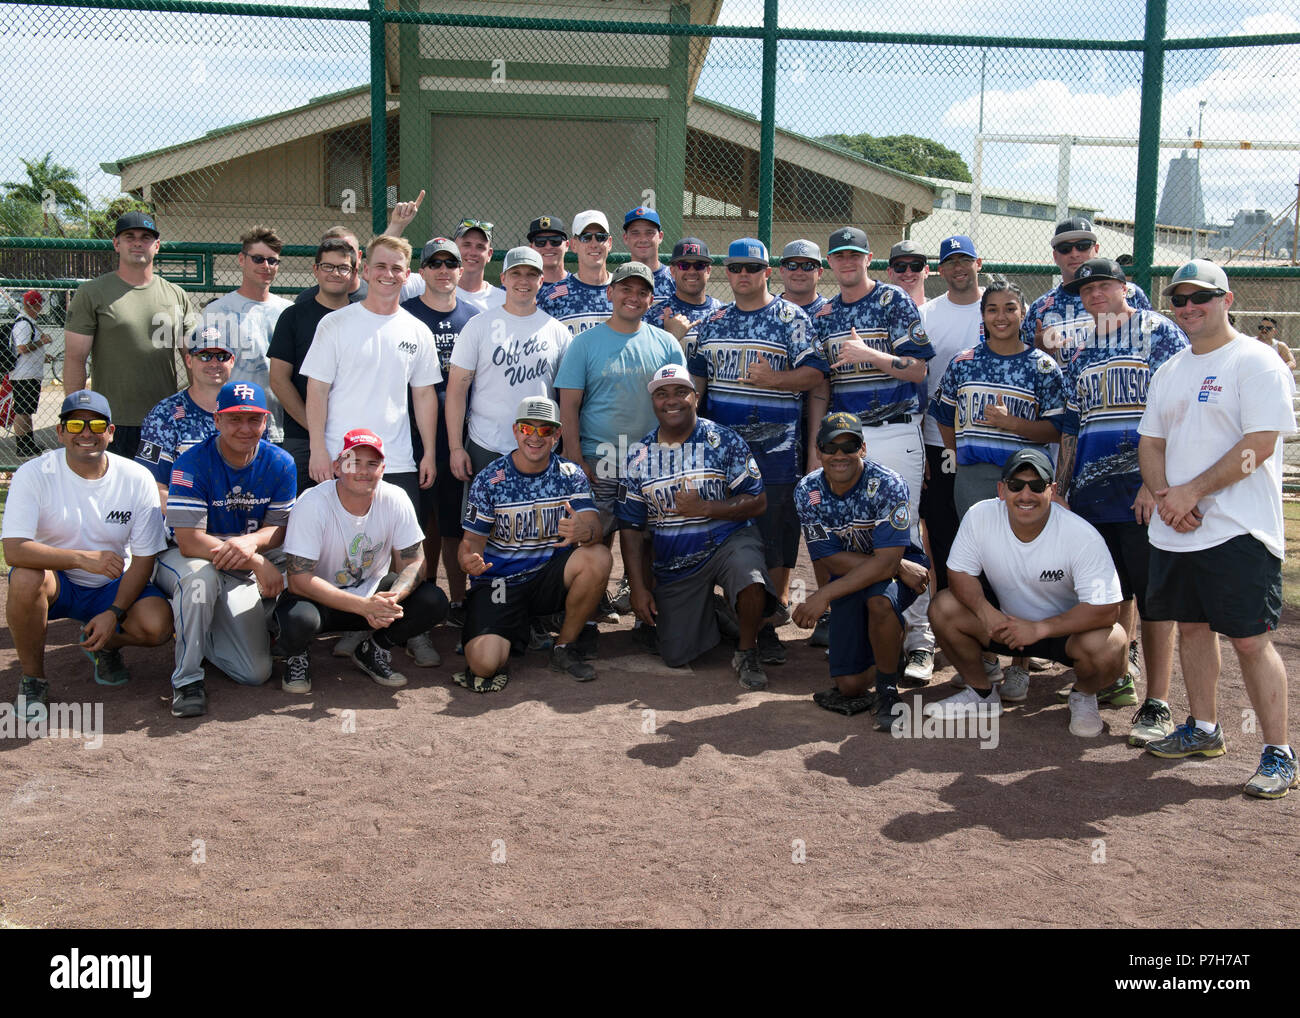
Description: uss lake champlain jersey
165,436,296,540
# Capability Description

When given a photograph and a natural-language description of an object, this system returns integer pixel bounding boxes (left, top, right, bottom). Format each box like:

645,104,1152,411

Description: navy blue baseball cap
671,237,711,261
216,380,270,415
624,206,661,229
939,235,978,262
828,227,870,255
114,211,159,237
60,389,112,421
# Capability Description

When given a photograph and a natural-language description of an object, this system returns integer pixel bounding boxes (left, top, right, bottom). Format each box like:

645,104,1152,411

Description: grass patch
1285,498,1300,610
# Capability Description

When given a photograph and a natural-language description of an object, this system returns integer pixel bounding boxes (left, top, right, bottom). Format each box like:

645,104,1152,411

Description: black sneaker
574,624,599,661
813,686,874,716
171,680,207,718
596,591,620,624
873,688,904,733
445,602,466,629
611,576,632,615
732,648,767,691
756,623,787,665
550,644,596,681
528,619,555,652
352,638,408,688
17,676,49,722
633,622,659,654
282,652,311,694
809,612,831,648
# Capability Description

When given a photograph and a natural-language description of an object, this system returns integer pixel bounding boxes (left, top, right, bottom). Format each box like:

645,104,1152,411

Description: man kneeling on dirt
4,391,172,720
457,397,611,692
276,429,448,694
928,448,1128,737
792,412,929,731
617,364,782,691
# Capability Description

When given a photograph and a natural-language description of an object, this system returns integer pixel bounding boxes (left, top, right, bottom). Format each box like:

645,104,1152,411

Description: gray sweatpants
153,546,278,690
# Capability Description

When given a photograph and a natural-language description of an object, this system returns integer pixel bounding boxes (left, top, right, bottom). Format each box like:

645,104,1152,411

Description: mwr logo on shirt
105,509,133,525
1040,568,1065,582
398,340,419,355
1198,376,1223,403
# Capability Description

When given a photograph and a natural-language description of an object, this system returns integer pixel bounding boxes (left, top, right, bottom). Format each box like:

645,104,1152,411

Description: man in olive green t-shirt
64,211,198,458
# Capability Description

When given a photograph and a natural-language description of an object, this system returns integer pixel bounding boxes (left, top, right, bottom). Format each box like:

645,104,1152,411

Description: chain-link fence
3,0,1300,470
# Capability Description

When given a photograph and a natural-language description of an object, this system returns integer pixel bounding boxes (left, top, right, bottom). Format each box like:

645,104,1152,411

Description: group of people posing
3,203,1296,800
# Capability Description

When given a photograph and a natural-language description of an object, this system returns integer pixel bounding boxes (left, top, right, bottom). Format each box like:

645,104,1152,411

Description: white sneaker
926,685,1002,720
1068,690,1104,737
405,631,441,667
332,630,367,657
955,655,1001,689
999,665,1030,703
903,649,934,684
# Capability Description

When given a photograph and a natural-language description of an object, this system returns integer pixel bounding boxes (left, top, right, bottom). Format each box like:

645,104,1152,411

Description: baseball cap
187,323,236,353
59,389,112,422
501,247,544,274
1001,447,1054,482
114,211,159,237
816,411,864,446
420,237,460,265
723,237,769,267
515,396,561,426
1052,217,1097,245
647,363,696,394
1162,258,1231,296
572,210,610,237
21,289,43,308
938,235,978,263
527,215,567,240
216,380,270,415
888,240,926,263
781,239,821,263
1063,257,1126,293
671,237,711,262
609,262,654,289
453,218,493,242
341,428,385,459
624,206,661,230
828,227,870,255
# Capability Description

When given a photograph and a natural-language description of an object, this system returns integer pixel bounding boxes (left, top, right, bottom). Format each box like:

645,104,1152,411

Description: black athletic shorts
464,546,574,645
1094,519,1151,615
756,482,799,570
1146,533,1282,638
10,377,40,415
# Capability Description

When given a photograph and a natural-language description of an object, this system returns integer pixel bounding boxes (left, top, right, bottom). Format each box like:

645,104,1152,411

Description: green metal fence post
758,0,778,249
371,0,388,238
1132,0,1168,297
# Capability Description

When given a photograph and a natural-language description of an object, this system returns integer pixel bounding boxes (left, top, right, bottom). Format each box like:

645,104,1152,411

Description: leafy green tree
821,133,971,182
89,195,155,239
2,152,89,235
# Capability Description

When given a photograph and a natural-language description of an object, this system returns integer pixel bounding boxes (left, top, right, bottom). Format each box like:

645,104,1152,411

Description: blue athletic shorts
46,572,166,624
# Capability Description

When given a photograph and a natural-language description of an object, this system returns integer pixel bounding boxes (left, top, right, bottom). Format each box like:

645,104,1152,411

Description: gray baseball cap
501,246,544,274
781,239,821,263
420,237,460,265
610,262,655,289
515,396,561,426
1162,258,1231,296
889,239,927,263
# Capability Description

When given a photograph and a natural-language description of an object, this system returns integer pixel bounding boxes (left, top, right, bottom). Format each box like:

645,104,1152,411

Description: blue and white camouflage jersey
688,297,828,485
538,273,612,336
813,283,934,425
462,452,597,588
929,344,1066,467
165,436,296,540
1022,281,1153,365
616,416,763,582
784,292,828,317
537,279,563,304
644,292,723,331
1062,308,1187,523
795,462,916,576
650,264,676,300
135,390,217,485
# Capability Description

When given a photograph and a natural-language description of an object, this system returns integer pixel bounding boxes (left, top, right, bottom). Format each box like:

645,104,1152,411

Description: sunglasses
458,218,494,234
674,260,711,271
1054,240,1095,255
315,262,355,275
531,237,565,248
726,263,766,274
1004,476,1049,493
818,438,863,455
782,260,821,272
516,422,558,438
577,232,611,243
423,257,460,269
1169,290,1225,308
245,253,281,266
890,259,927,273
62,418,110,434
192,350,234,363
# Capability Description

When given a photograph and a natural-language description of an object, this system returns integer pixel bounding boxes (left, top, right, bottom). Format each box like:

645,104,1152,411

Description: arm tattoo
396,541,422,561
891,356,912,370
286,554,318,575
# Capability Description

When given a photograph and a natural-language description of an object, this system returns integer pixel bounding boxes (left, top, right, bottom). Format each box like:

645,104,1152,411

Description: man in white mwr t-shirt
1138,259,1298,799
928,448,1127,739
3,390,171,720
302,235,442,514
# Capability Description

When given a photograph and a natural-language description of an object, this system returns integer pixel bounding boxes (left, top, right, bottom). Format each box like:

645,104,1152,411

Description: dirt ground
1,549,1297,930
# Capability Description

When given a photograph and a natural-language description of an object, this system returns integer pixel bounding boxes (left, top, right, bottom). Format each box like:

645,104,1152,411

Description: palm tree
3,153,88,236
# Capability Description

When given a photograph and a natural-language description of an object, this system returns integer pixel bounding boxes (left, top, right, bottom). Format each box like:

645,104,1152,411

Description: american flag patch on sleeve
808,488,821,506
170,469,194,489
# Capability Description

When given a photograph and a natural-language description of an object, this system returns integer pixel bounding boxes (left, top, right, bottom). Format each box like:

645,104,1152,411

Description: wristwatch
108,605,127,624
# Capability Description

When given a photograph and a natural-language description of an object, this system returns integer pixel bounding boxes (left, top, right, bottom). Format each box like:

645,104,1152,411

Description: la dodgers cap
216,380,270,414
114,211,159,237
723,237,769,266
781,239,821,263
501,247,544,274
1162,258,1231,296
647,364,696,394
1001,447,1054,482
59,389,112,422
816,411,864,446
1063,257,1126,293
527,215,567,240
515,396,562,426
938,235,978,263
341,428,385,459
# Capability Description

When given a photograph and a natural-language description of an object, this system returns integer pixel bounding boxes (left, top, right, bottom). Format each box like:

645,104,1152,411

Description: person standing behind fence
63,212,198,460
1255,316,1295,368
9,289,52,459
201,226,292,444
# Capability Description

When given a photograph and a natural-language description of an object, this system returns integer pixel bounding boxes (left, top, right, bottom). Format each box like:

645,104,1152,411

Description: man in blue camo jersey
1055,256,1187,744
618,365,780,692
646,237,723,356
539,210,614,336
793,412,929,731
1023,217,1152,365
622,206,675,299
689,237,830,667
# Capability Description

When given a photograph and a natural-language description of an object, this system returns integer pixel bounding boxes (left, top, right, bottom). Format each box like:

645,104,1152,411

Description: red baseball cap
22,289,43,307
341,429,385,459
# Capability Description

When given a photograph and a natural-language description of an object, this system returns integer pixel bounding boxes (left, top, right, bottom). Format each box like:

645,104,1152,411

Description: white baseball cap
572,210,610,237
647,364,696,394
